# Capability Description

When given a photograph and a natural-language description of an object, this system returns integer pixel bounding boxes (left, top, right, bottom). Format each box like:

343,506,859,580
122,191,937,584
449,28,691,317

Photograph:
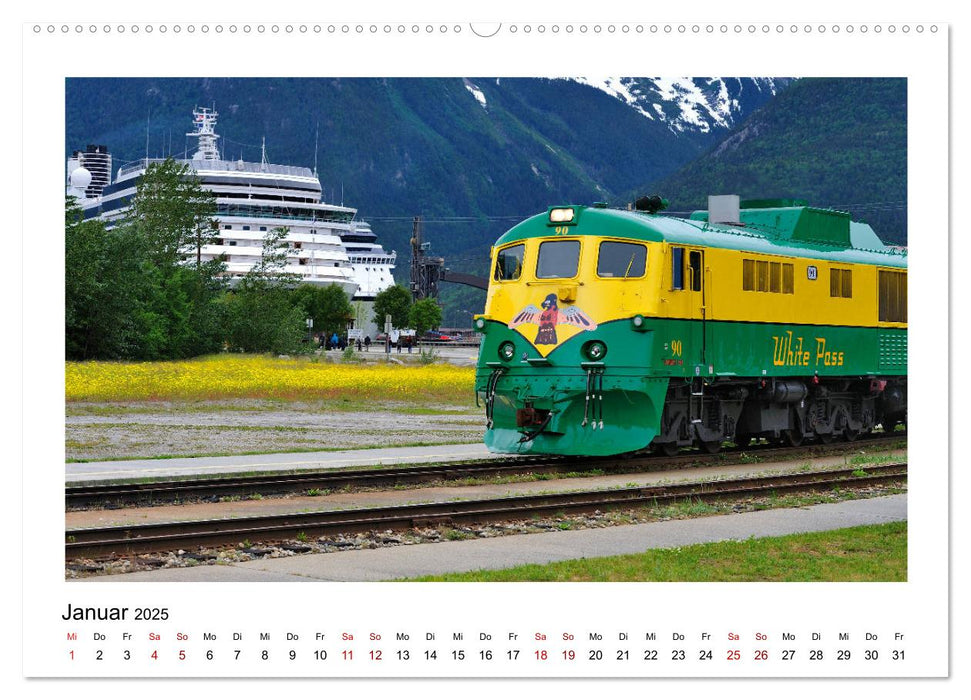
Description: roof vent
708,194,740,224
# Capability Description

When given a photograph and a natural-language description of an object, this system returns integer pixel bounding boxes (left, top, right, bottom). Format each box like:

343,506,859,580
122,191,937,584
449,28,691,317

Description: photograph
64,76,908,584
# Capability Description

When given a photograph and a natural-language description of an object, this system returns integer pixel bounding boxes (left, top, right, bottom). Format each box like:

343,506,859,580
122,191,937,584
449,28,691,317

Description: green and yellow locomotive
474,197,907,456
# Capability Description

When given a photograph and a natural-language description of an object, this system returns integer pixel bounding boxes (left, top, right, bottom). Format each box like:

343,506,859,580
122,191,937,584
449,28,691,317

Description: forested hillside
644,78,906,245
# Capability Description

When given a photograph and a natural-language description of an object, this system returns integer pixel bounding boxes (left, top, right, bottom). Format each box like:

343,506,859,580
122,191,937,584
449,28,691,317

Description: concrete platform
82,494,907,583
65,442,493,483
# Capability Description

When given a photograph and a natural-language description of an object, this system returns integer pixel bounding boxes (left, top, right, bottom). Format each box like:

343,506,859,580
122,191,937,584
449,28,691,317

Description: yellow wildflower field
66,355,476,403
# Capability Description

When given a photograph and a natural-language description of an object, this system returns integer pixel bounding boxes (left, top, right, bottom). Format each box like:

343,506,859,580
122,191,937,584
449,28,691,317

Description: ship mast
188,107,220,161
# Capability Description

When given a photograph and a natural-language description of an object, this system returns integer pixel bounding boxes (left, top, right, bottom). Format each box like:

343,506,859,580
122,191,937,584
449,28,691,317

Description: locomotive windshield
536,240,580,279
597,241,647,278
493,244,525,281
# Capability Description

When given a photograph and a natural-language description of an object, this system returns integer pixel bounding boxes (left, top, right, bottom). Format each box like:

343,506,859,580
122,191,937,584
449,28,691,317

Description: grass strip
405,521,907,582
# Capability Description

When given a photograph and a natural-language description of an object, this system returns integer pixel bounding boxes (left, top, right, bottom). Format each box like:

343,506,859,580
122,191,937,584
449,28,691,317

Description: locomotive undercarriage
650,376,907,455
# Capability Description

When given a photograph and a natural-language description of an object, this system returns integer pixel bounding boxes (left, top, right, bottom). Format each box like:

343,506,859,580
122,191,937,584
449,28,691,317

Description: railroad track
65,462,907,560
66,433,905,510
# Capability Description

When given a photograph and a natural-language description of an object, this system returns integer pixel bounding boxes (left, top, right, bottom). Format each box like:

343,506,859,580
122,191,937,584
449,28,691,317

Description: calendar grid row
63,629,910,670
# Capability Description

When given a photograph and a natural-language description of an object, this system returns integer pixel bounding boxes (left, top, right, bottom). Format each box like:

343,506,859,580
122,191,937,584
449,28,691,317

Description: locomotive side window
689,251,703,291
671,247,685,290
597,241,647,278
782,263,794,294
830,267,853,298
879,270,907,322
493,244,525,281
743,259,755,291
756,260,769,292
536,240,580,279
769,262,782,293
743,258,794,294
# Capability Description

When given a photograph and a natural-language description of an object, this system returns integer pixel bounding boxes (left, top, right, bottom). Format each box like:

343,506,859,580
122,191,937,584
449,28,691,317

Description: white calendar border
15,0,960,693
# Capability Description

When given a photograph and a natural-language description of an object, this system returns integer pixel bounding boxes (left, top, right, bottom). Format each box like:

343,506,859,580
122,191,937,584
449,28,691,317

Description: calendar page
18,0,956,694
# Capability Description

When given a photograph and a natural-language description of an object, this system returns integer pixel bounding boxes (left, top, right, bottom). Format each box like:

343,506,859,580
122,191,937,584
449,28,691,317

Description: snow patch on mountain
651,78,723,131
463,79,487,109
571,77,655,120
567,77,785,135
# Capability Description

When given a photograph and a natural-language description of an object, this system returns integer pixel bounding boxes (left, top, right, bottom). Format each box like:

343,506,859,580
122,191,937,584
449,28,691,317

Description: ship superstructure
341,220,397,300
67,145,112,198
67,107,397,311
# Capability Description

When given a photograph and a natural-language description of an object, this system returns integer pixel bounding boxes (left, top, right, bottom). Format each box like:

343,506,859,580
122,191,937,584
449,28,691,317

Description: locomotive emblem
509,293,597,345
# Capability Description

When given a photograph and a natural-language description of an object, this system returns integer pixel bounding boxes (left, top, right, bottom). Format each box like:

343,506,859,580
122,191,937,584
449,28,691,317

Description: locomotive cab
476,205,671,455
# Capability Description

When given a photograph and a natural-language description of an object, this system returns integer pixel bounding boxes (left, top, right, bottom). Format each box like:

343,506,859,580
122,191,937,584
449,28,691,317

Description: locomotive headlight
631,314,648,331
549,207,575,223
475,317,486,331
498,341,516,361
584,340,608,361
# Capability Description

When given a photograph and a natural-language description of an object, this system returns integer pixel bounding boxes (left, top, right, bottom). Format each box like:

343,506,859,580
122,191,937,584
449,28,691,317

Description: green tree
65,196,149,359
136,263,227,359
127,158,218,268
408,298,443,336
249,226,297,284
291,283,354,339
372,284,412,329
221,226,305,354
113,158,227,359
220,280,306,354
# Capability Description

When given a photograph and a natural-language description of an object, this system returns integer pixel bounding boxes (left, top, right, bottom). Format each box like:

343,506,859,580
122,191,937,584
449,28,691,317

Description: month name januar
61,603,129,621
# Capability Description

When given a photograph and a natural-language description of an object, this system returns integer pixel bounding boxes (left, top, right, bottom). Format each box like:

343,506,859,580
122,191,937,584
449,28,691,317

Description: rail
66,433,905,510
65,462,908,560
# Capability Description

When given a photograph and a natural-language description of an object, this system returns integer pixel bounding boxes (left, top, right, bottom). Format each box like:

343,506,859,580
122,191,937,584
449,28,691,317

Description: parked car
423,330,452,342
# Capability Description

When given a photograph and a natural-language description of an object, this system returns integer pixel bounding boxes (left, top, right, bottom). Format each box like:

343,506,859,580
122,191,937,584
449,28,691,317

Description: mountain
643,77,907,245
65,77,786,247
65,77,789,324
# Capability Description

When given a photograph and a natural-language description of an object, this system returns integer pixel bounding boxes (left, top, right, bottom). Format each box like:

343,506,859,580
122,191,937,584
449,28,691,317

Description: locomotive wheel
844,428,859,442
655,442,680,457
701,440,721,454
818,432,835,444
783,429,803,447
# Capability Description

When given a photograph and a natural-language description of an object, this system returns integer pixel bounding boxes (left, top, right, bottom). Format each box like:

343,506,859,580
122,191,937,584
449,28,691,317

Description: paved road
65,442,494,483
81,494,907,583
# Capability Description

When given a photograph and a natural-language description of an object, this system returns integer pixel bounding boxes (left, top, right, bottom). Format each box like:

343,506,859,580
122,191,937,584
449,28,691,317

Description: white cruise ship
68,108,397,332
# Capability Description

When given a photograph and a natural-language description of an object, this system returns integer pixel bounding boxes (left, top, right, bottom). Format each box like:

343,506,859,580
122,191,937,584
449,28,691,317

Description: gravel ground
66,399,484,461
65,482,907,579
